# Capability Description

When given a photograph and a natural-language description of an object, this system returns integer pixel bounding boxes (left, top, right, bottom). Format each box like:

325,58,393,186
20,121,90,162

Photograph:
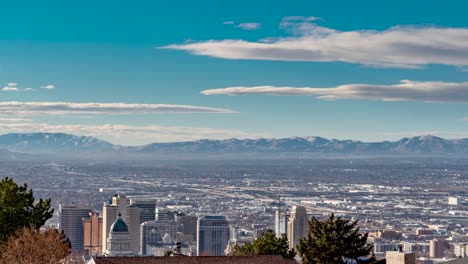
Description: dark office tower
59,204,91,252
130,198,157,223
176,214,198,241
155,207,175,221
197,215,229,256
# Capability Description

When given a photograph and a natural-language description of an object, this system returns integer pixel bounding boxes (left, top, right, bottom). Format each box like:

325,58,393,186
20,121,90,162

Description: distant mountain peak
0,132,114,153
0,132,467,156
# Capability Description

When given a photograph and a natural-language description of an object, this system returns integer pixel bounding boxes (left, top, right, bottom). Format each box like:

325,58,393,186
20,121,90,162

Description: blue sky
1,0,468,145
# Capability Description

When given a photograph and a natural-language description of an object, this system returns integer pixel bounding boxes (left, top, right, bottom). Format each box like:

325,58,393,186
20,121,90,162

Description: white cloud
0,101,234,116
201,80,468,103
24,88,35,91
40,85,55,89
0,117,31,122
7,83,17,87
2,87,19,92
235,22,261,31
164,18,468,68
223,21,235,25
0,122,269,144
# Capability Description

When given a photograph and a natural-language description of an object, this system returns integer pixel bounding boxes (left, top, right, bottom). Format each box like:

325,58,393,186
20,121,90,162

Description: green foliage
233,229,296,258
0,177,53,242
297,214,373,264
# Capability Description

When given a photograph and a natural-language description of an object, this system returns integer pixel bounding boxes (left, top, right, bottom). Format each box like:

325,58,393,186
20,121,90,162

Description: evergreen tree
233,229,296,258
297,214,373,264
0,177,53,242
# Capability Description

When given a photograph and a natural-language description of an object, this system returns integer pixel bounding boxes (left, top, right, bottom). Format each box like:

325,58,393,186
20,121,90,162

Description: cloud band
164,19,468,68
0,102,235,116
201,80,468,103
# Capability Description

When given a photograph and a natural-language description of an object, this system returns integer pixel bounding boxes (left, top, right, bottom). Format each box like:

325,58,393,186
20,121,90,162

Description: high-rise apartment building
83,210,103,255
429,239,445,258
287,205,308,250
59,204,91,252
102,194,141,254
197,215,229,256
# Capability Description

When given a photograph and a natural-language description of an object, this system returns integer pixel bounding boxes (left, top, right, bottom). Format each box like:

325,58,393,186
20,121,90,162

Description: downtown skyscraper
197,215,229,256
59,204,91,252
287,205,308,249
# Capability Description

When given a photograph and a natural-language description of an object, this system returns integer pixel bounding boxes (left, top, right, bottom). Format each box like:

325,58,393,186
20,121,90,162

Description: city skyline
1,0,468,145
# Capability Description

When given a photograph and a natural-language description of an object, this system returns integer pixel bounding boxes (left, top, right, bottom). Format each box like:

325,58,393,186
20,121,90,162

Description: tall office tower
176,214,198,242
130,198,157,223
197,215,229,256
140,219,178,255
429,239,445,258
59,204,91,252
102,194,141,254
83,210,103,255
275,210,289,238
287,205,308,250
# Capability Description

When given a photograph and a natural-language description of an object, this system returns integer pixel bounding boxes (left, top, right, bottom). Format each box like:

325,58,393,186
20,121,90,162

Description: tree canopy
0,227,70,263
0,177,53,242
297,214,373,264
233,229,296,258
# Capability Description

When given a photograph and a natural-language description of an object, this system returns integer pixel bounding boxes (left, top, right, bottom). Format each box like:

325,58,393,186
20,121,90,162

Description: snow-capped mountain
0,133,114,153
1,133,468,156
139,135,468,155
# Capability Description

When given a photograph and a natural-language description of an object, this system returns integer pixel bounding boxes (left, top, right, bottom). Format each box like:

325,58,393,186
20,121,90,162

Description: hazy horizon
1,1,468,145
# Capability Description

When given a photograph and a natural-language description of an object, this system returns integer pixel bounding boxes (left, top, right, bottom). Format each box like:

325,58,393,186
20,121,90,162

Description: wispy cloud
2,87,19,92
201,80,468,103
235,22,261,31
164,17,468,68
0,117,32,122
222,21,261,30
24,88,35,91
7,83,17,87
40,85,55,90
0,122,269,144
0,101,235,116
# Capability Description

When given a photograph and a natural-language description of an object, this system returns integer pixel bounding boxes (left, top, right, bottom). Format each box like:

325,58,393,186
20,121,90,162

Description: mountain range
1,133,468,157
